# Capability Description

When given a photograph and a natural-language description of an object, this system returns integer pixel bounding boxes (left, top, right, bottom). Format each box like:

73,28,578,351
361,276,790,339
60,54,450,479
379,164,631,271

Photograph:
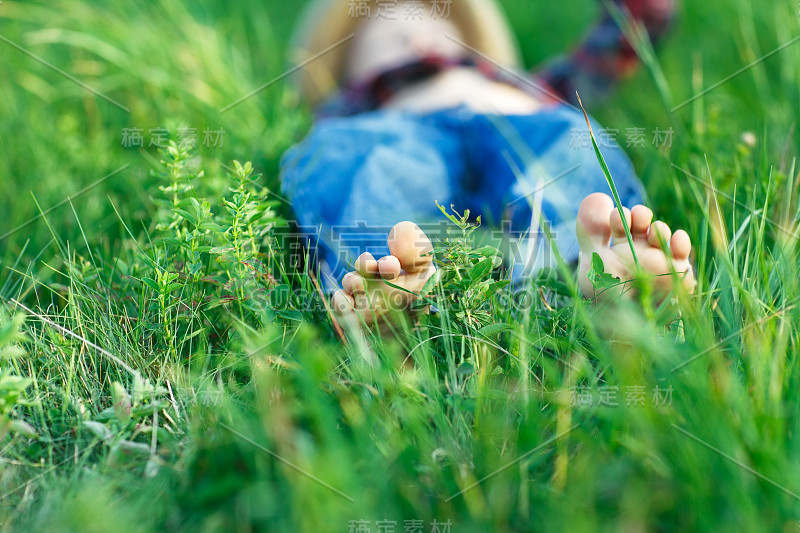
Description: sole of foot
577,192,695,301
332,221,436,328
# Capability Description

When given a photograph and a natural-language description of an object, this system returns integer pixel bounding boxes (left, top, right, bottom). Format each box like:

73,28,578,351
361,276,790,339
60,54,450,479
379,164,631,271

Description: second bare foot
576,192,695,300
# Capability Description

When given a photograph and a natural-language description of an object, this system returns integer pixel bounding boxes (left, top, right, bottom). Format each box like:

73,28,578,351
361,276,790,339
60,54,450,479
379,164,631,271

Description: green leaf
456,362,475,376
276,310,303,322
172,208,196,225
487,280,510,294
469,257,495,282
586,252,621,291
473,246,500,257
418,269,442,298
141,277,159,292
198,221,223,232
478,323,514,337
158,237,184,248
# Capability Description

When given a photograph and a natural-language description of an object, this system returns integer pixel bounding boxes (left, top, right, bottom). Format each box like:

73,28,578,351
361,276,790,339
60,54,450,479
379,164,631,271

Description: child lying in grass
281,0,694,326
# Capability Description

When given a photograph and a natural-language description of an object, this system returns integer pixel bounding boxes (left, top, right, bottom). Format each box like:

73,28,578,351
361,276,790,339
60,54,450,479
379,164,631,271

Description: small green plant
211,160,282,314
0,311,35,439
140,142,289,365
417,202,509,334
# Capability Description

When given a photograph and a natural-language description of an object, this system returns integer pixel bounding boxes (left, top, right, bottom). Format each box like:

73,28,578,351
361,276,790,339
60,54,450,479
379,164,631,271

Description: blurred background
0,0,798,275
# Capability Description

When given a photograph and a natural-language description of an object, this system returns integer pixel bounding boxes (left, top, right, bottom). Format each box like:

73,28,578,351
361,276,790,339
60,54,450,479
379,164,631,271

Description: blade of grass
576,92,640,270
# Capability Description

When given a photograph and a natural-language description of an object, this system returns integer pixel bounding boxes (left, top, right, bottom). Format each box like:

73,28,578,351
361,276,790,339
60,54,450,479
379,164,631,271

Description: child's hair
290,0,521,105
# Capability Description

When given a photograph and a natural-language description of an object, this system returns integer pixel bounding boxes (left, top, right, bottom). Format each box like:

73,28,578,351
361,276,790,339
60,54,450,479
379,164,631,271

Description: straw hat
290,0,522,105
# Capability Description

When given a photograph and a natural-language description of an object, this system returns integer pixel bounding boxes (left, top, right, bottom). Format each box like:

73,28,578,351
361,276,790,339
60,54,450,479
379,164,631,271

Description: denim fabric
280,103,644,289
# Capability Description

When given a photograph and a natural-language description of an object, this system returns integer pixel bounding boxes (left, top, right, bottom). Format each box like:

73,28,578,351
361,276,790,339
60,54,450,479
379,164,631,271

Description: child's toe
388,221,433,273
378,255,401,280
670,229,692,261
647,221,672,248
355,252,378,276
630,205,654,239
332,290,355,313
610,207,632,240
343,272,368,294
577,192,614,247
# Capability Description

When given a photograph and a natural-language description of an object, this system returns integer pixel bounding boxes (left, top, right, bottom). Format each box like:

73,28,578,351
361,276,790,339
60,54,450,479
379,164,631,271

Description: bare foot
577,192,695,300
332,221,436,327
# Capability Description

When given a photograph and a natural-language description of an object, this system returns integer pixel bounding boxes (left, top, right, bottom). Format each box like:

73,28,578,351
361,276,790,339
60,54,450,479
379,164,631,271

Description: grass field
1,0,800,531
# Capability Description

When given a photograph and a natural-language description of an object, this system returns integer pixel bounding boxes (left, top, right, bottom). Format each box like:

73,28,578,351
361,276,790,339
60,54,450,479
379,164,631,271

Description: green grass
1,0,800,531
